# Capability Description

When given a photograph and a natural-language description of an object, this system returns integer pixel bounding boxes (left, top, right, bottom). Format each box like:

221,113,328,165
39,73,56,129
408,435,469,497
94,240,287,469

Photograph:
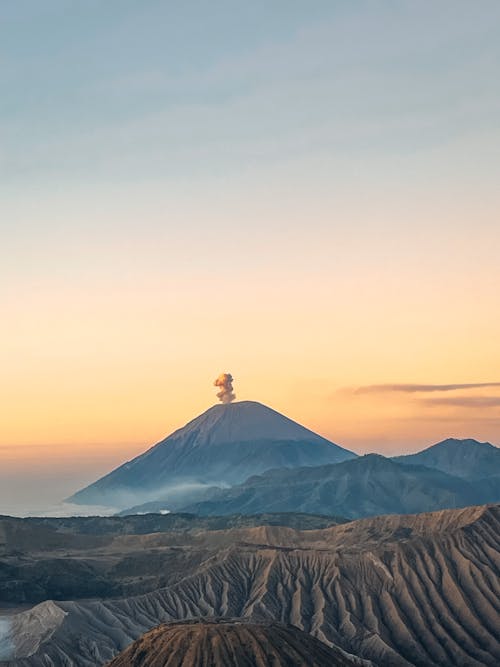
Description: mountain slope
179,454,493,518
105,618,370,667
69,401,355,509
2,505,499,666
392,438,500,479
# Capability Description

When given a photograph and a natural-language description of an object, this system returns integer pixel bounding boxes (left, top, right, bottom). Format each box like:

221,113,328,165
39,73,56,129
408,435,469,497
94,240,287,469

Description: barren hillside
105,618,371,667
1,505,499,666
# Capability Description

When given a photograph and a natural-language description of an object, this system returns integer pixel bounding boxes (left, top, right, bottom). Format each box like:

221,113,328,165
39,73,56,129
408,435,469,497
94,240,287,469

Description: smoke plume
214,373,236,403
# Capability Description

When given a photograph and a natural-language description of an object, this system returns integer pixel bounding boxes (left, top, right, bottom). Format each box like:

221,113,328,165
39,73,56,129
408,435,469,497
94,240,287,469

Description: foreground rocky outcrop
105,618,371,667
1,505,499,666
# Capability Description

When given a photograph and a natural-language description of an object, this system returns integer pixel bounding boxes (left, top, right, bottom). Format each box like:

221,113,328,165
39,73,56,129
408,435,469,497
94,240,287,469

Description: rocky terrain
178,453,497,517
105,618,371,666
1,504,498,666
0,513,345,604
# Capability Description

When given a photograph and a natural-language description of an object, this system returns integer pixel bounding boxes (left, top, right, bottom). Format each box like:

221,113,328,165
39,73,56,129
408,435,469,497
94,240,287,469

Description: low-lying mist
110,480,230,514
0,618,14,661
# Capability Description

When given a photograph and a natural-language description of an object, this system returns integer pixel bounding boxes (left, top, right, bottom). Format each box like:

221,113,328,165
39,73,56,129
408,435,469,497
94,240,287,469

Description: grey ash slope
179,454,498,518
3,505,499,667
392,437,500,479
69,401,355,509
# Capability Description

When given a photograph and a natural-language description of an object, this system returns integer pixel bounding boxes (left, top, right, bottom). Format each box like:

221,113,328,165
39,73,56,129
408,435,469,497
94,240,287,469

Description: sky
1,1,500,512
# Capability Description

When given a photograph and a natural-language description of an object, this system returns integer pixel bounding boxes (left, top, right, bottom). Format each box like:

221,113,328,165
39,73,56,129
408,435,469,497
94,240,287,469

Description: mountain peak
393,436,500,480
166,400,334,447
434,438,496,449
69,400,356,509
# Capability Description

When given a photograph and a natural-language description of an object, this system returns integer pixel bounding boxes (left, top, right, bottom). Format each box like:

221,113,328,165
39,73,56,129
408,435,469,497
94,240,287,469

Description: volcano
69,401,355,509
105,618,368,667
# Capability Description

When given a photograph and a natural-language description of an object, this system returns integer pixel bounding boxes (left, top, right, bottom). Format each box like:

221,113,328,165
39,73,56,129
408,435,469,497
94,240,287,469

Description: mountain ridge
176,453,497,518
392,437,500,479
68,401,355,509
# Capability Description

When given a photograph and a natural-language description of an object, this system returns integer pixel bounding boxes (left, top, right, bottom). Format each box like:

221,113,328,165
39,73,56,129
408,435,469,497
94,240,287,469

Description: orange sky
2,3,500,500
2,189,500,480
2,252,500,456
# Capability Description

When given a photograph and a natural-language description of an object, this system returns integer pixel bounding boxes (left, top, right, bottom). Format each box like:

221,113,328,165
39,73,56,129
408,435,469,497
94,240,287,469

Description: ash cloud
355,382,500,395
214,373,236,404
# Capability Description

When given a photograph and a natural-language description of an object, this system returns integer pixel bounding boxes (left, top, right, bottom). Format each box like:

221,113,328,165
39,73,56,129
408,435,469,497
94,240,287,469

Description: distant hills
178,453,497,518
393,437,500,479
67,400,500,521
117,437,500,519
68,401,355,509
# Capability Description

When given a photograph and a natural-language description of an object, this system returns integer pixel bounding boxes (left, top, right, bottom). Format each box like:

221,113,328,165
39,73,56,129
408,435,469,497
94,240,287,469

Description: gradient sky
1,2,500,511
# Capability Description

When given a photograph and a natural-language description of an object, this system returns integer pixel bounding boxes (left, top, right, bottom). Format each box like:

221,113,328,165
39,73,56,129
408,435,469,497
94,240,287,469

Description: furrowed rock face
105,618,370,667
3,505,499,667
68,401,355,509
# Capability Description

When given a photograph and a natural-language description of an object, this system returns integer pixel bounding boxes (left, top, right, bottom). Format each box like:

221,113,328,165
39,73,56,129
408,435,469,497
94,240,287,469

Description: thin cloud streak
420,396,500,408
355,382,500,394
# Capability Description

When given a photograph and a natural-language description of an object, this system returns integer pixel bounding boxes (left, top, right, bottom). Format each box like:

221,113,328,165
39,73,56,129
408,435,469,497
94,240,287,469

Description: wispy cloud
420,396,500,408
354,382,500,395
